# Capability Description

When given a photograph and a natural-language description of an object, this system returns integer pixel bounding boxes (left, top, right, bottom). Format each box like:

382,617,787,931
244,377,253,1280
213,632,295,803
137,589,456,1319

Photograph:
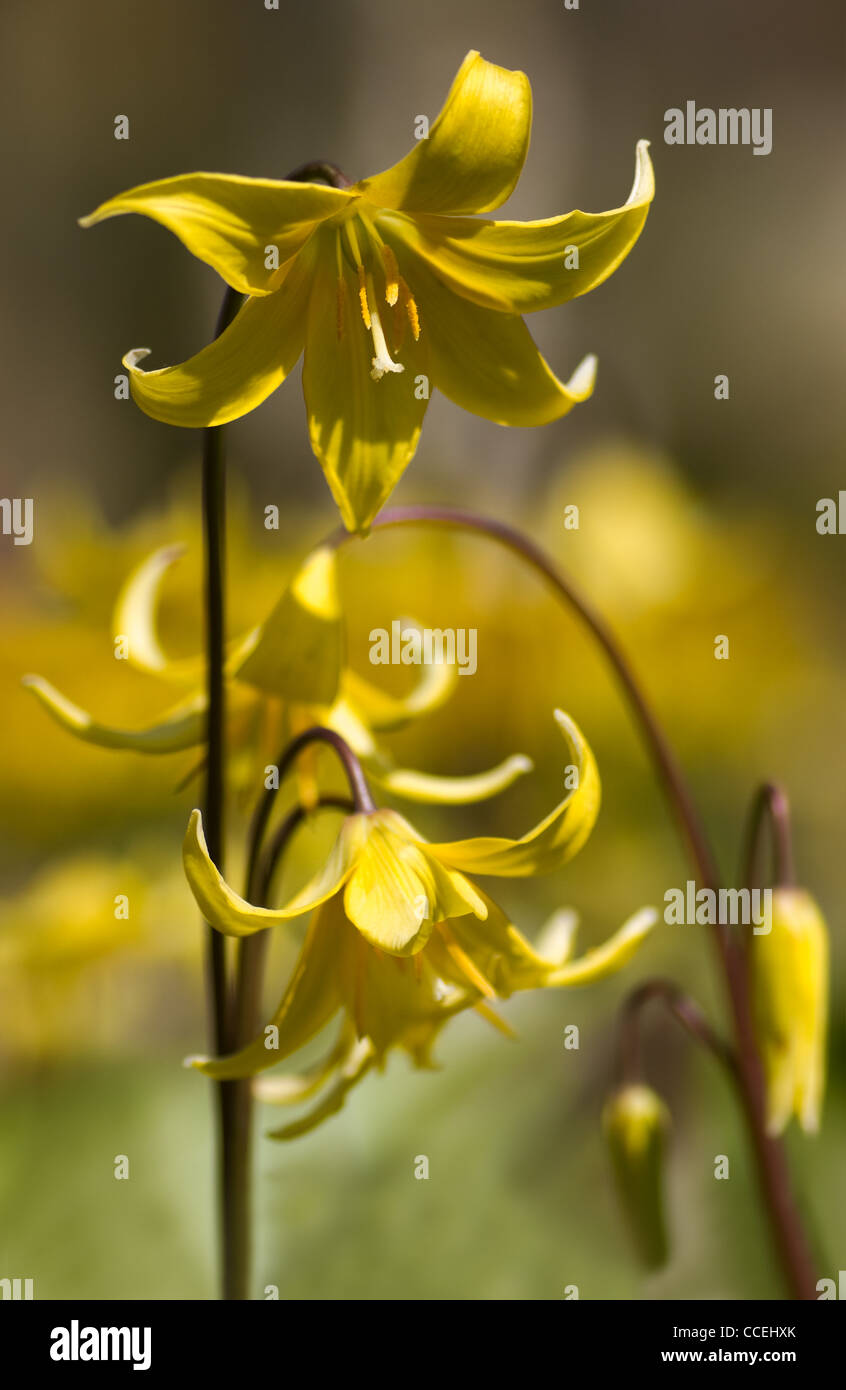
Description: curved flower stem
618,978,737,1085
741,782,796,891
337,503,819,1299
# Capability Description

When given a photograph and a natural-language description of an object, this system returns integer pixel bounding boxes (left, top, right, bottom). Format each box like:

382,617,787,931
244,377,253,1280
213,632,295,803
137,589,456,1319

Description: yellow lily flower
80,51,654,532
750,887,828,1136
23,542,530,808
181,714,655,1135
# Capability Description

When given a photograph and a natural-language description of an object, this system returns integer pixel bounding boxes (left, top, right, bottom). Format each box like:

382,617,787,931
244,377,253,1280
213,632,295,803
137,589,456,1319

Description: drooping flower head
80,52,654,532
750,886,828,1136
181,711,657,1136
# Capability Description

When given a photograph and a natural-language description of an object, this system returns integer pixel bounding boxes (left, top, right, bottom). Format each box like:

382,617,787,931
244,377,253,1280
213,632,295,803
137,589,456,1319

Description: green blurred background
1,0,844,1299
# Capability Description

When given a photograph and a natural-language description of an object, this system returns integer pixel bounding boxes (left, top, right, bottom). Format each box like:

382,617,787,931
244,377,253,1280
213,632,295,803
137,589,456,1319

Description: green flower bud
603,1083,670,1269
750,887,828,1136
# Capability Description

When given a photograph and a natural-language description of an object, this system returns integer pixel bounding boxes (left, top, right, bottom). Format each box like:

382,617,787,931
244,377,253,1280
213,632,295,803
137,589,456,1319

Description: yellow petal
253,1027,354,1105
393,240,597,425
428,710,600,877
380,141,654,313
234,546,342,704
266,1036,377,1140
339,930,467,1057
123,239,314,428
343,810,487,956
368,753,533,805
80,172,355,295
113,544,202,685
22,675,206,754
302,230,429,533
342,625,458,730
182,808,362,937
188,896,348,1080
546,908,657,985
357,51,531,215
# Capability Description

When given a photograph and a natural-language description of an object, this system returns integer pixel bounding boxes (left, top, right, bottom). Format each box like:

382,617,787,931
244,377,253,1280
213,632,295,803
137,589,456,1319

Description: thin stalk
202,160,352,1302
618,978,737,1085
741,782,796,891
337,504,819,1299
201,284,244,1301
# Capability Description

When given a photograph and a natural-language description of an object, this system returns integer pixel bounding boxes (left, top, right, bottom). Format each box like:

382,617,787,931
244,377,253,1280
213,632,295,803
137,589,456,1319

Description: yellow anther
381,244,400,306
400,278,420,340
357,264,372,330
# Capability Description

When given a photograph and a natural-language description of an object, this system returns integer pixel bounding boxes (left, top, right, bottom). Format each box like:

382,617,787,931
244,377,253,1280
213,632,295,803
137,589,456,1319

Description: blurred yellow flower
80,50,654,532
24,542,530,809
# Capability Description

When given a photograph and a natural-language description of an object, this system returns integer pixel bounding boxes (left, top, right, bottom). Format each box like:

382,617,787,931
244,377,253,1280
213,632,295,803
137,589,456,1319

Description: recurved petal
234,546,343,705
303,232,429,534
123,238,314,428
80,173,355,295
343,810,487,956
380,141,654,313
427,710,600,877
546,908,657,985
182,808,363,937
22,675,206,754
265,1036,377,1140
342,622,458,730
187,895,348,1081
113,544,202,685
394,242,597,425
357,51,531,215
368,753,533,805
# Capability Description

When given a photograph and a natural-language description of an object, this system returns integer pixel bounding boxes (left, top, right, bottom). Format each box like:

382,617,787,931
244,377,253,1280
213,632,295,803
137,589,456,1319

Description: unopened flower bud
603,1083,670,1269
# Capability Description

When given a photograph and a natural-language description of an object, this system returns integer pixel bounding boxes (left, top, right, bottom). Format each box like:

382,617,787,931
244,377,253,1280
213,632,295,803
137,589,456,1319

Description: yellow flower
181,712,657,1136
23,542,530,808
603,1083,670,1269
80,51,654,532
750,887,828,1136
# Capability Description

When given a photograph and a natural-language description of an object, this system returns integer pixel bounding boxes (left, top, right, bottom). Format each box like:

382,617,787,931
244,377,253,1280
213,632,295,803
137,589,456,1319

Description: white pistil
368,293,404,381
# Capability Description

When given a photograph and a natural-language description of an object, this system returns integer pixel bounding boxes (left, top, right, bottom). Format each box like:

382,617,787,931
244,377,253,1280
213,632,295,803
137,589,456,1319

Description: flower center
336,215,420,381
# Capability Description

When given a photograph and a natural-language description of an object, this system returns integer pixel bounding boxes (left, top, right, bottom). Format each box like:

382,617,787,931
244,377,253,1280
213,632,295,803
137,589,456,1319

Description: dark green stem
201,284,246,1301
203,159,352,1302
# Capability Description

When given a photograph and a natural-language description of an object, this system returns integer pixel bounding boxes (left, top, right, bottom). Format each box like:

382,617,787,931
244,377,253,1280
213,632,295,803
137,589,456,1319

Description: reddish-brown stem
618,978,737,1085
333,504,820,1300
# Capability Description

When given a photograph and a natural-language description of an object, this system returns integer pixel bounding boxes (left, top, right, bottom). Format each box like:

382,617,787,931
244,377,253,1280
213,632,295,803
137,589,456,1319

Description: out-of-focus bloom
603,1083,670,1269
80,51,654,532
750,887,828,1136
181,711,657,1135
23,543,530,808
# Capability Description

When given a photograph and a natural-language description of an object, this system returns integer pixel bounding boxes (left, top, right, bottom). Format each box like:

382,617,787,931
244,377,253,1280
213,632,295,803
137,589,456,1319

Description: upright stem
201,161,352,1302
201,284,245,1300
342,505,819,1299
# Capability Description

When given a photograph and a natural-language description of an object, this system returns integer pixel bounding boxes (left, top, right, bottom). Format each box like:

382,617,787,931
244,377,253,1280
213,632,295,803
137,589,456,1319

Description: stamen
474,1001,518,1039
381,244,400,306
399,278,420,340
357,265,371,330
438,923,496,999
